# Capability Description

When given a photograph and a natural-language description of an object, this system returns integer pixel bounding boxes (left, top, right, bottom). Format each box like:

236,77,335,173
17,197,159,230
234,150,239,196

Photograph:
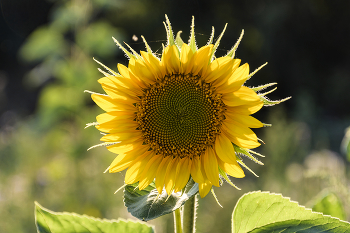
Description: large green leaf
232,191,350,233
35,202,154,233
124,181,198,221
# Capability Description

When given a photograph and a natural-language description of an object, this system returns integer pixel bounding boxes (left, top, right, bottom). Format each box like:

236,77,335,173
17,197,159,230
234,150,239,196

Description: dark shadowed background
1,0,350,232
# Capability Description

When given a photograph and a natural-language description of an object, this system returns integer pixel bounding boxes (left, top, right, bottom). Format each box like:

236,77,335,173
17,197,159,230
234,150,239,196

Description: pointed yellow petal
215,134,238,164
188,45,213,75
202,147,219,187
162,45,180,74
203,56,232,82
179,43,194,73
96,111,134,124
128,57,156,84
96,121,138,134
222,124,260,149
100,131,141,142
139,153,162,190
140,51,165,79
198,181,212,198
216,61,249,93
108,142,149,173
92,94,135,112
217,157,245,178
190,156,204,184
165,157,179,195
222,86,260,107
155,156,172,194
125,151,153,184
118,63,146,89
225,114,263,128
174,158,191,192
226,101,264,115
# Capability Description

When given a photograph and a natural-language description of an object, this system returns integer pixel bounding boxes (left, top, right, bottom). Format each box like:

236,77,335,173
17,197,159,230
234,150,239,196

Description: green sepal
233,144,263,165
219,167,241,190
232,191,350,233
112,37,136,59
226,30,244,58
210,188,223,208
175,31,184,48
141,36,153,54
252,82,277,92
188,16,197,53
260,95,291,106
206,26,215,46
236,155,259,177
210,23,227,62
35,202,154,233
164,14,175,47
124,181,199,221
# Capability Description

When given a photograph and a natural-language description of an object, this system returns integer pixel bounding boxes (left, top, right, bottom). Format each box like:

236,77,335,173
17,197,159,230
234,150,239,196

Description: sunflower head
88,15,289,198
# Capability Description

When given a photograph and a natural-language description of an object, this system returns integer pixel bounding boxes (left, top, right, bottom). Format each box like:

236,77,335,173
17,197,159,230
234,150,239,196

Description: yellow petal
174,158,192,192
214,134,238,164
190,156,204,184
98,77,128,100
198,181,212,198
222,124,260,149
92,94,135,112
139,153,162,190
128,57,156,84
222,86,260,107
179,43,194,73
203,56,232,83
96,111,134,124
125,151,153,184
216,62,249,93
140,51,165,79
100,131,141,142
96,121,138,134
225,114,263,128
226,101,264,115
108,142,149,173
165,157,179,195
162,45,180,74
155,156,172,194
202,147,219,187
217,157,245,178
118,63,146,89
189,45,213,75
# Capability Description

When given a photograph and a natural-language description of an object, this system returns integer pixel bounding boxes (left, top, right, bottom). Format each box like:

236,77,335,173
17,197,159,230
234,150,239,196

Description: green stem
174,208,183,233
183,194,198,233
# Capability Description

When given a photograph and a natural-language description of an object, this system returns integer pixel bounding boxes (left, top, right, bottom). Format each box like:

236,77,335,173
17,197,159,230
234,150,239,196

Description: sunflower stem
174,208,183,233
183,194,197,233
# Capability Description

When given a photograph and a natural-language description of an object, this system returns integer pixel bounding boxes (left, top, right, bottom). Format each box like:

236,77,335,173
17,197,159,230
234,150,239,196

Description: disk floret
136,73,226,159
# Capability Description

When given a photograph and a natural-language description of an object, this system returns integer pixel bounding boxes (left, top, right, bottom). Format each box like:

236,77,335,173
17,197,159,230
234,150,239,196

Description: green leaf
124,181,198,221
312,192,346,221
35,202,154,233
232,191,350,233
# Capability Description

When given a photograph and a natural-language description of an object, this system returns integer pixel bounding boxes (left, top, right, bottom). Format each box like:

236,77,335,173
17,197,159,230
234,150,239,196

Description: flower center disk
136,73,225,158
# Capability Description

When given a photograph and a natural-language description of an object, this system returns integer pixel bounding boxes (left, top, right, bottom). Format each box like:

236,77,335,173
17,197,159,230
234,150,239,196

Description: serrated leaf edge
35,202,154,229
232,191,350,233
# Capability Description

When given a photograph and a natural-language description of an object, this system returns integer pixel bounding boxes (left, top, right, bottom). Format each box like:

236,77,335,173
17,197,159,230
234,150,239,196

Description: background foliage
0,0,350,232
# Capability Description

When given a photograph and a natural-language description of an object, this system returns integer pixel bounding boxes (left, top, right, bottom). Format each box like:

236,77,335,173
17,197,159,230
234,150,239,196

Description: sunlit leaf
35,202,154,233
232,191,350,233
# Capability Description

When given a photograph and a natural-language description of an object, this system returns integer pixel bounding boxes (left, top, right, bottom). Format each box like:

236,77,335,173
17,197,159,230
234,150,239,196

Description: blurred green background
1,0,350,232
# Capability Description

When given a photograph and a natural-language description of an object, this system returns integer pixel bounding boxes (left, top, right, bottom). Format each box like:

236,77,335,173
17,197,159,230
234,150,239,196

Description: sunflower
88,16,273,198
